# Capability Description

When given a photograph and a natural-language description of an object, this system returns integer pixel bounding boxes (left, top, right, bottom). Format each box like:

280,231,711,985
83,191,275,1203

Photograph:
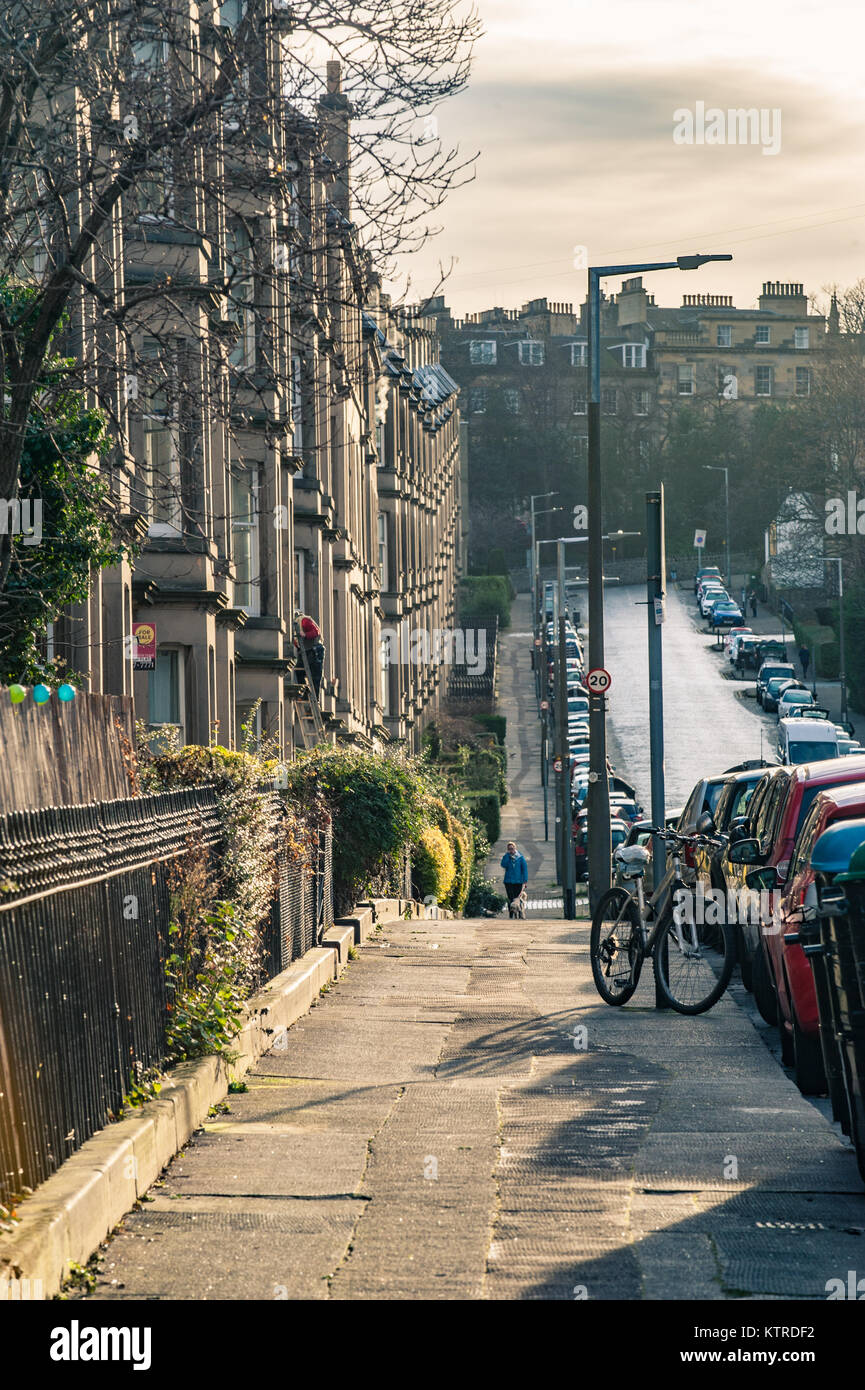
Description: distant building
429,281,825,487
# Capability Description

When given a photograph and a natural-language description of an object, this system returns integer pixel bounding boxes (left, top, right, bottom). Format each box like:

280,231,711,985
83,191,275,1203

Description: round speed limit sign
585,667,612,694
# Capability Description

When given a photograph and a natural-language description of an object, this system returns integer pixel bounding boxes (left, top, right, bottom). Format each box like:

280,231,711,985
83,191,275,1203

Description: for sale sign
132,622,156,670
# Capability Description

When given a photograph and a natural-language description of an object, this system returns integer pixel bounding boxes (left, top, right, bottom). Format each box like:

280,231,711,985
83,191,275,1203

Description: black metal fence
261,823,333,978
0,792,335,1210
0,789,223,1209
447,616,499,704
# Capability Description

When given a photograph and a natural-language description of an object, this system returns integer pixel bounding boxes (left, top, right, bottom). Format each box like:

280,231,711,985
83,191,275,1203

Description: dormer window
518,340,544,366
569,343,587,367
620,344,646,369
469,339,496,365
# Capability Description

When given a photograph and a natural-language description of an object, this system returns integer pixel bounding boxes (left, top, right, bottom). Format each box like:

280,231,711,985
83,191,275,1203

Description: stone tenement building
431,281,826,462
45,16,461,757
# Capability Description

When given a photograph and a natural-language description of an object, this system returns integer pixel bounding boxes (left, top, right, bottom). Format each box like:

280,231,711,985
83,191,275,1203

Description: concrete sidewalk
486,594,561,914
79,588,864,1303
84,909,863,1301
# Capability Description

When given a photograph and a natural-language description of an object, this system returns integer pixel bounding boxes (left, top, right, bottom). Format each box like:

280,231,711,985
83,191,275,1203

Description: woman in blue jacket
500,841,528,913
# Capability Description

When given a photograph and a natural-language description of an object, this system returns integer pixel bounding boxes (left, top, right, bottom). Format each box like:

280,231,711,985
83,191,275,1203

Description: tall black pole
646,489,666,888
587,268,611,912
558,540,577,919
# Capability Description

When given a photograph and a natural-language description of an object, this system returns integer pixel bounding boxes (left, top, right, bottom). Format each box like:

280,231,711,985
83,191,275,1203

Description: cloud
391,53,865,315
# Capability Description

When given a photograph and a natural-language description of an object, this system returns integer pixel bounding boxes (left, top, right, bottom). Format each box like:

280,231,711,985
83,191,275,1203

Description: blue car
709,598,744,628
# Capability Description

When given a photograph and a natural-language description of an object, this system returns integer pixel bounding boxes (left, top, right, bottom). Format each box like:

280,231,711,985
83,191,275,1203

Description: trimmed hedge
459,575,512,627
465,790,501,845
475,713,506,744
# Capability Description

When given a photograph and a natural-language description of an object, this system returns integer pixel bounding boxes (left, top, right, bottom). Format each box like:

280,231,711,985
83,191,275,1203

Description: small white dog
509,889,528,920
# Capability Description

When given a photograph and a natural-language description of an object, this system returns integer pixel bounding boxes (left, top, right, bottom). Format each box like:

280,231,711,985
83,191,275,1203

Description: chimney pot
326,60,341,94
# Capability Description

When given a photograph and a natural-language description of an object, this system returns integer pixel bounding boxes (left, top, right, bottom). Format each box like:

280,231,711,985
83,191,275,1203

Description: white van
777,716,840,765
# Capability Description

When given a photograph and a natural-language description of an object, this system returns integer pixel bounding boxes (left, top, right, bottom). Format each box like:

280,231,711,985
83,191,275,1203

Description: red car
732,758,865,1093
573,812,629,883
768,783,865,1093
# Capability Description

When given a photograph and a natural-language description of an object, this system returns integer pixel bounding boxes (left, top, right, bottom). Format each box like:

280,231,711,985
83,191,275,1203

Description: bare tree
0,0,479,626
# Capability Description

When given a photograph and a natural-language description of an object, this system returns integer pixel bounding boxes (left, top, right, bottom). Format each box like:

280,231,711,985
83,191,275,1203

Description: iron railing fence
0,791,337,1209
0,788,222,1209
261,823,334,979
447,616,499,704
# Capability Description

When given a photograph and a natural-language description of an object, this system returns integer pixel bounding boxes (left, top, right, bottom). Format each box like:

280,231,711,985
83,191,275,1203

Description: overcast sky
388,0,865,318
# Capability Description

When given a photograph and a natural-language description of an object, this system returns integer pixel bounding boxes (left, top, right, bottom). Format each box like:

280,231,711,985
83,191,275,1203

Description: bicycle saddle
615,844,650,876
616,844,650,862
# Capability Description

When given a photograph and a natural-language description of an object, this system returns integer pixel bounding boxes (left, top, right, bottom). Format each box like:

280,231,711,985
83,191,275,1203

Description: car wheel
752,940,777,1024
737,924,753,991
792,1010,826,1096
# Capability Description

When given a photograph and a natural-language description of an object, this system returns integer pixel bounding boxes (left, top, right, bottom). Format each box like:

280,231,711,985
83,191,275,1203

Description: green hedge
465,790,501,845
818,641,841,679
459,575,512,627
475,713,506,744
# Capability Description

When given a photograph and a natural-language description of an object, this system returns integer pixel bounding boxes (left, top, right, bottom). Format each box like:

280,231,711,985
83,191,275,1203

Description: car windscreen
788,742,837,763
781,692,812,706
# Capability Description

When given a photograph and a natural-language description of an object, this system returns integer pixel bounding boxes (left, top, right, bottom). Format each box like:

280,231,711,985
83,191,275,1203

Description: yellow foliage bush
413,824,456,904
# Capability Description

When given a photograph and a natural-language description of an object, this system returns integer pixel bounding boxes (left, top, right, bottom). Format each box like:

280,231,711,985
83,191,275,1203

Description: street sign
653,596,665,625
586,667,612,694
694,529,706,548
553,756,562,773
540,700,549,710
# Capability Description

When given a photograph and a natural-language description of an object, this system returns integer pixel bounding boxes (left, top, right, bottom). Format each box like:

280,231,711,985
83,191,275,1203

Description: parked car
700,586,728,617
806,824,865,1174
647,769,740,919
776,684,815,722
572,812,630,882
727,752,865,1037
609,795,642,826
695,565,723,594
719,765,790,990
614,818,654,885
568,695,590,719
777,716,840,766
751,783,865,1095
724,625,753,658
756,661,796,708
692,766,767,897
709,598,744,627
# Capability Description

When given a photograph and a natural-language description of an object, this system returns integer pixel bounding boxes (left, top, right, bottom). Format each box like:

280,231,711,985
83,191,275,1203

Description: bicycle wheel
652,905,735,1014
590,888,644,1006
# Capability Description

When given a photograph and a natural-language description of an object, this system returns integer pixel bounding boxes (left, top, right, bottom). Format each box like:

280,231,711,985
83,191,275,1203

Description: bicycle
589,825,736,1015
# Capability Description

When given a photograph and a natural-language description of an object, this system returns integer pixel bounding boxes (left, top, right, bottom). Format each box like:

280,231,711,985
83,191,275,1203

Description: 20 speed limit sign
585,667,612,694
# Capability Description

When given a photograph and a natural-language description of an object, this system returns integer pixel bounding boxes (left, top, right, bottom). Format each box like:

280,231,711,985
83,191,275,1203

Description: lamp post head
677,253,733,271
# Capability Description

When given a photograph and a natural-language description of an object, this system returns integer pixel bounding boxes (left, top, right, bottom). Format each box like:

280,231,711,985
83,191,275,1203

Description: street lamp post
586,252,732,911
704,465,731,593
530,493,559,625
825,557,848,727
537,531,638,916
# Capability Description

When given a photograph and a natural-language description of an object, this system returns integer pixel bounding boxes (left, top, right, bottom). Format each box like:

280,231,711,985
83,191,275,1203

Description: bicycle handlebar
648,826,728,848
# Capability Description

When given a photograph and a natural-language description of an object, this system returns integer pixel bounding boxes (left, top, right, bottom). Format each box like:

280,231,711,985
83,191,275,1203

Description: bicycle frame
617,842,703,960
